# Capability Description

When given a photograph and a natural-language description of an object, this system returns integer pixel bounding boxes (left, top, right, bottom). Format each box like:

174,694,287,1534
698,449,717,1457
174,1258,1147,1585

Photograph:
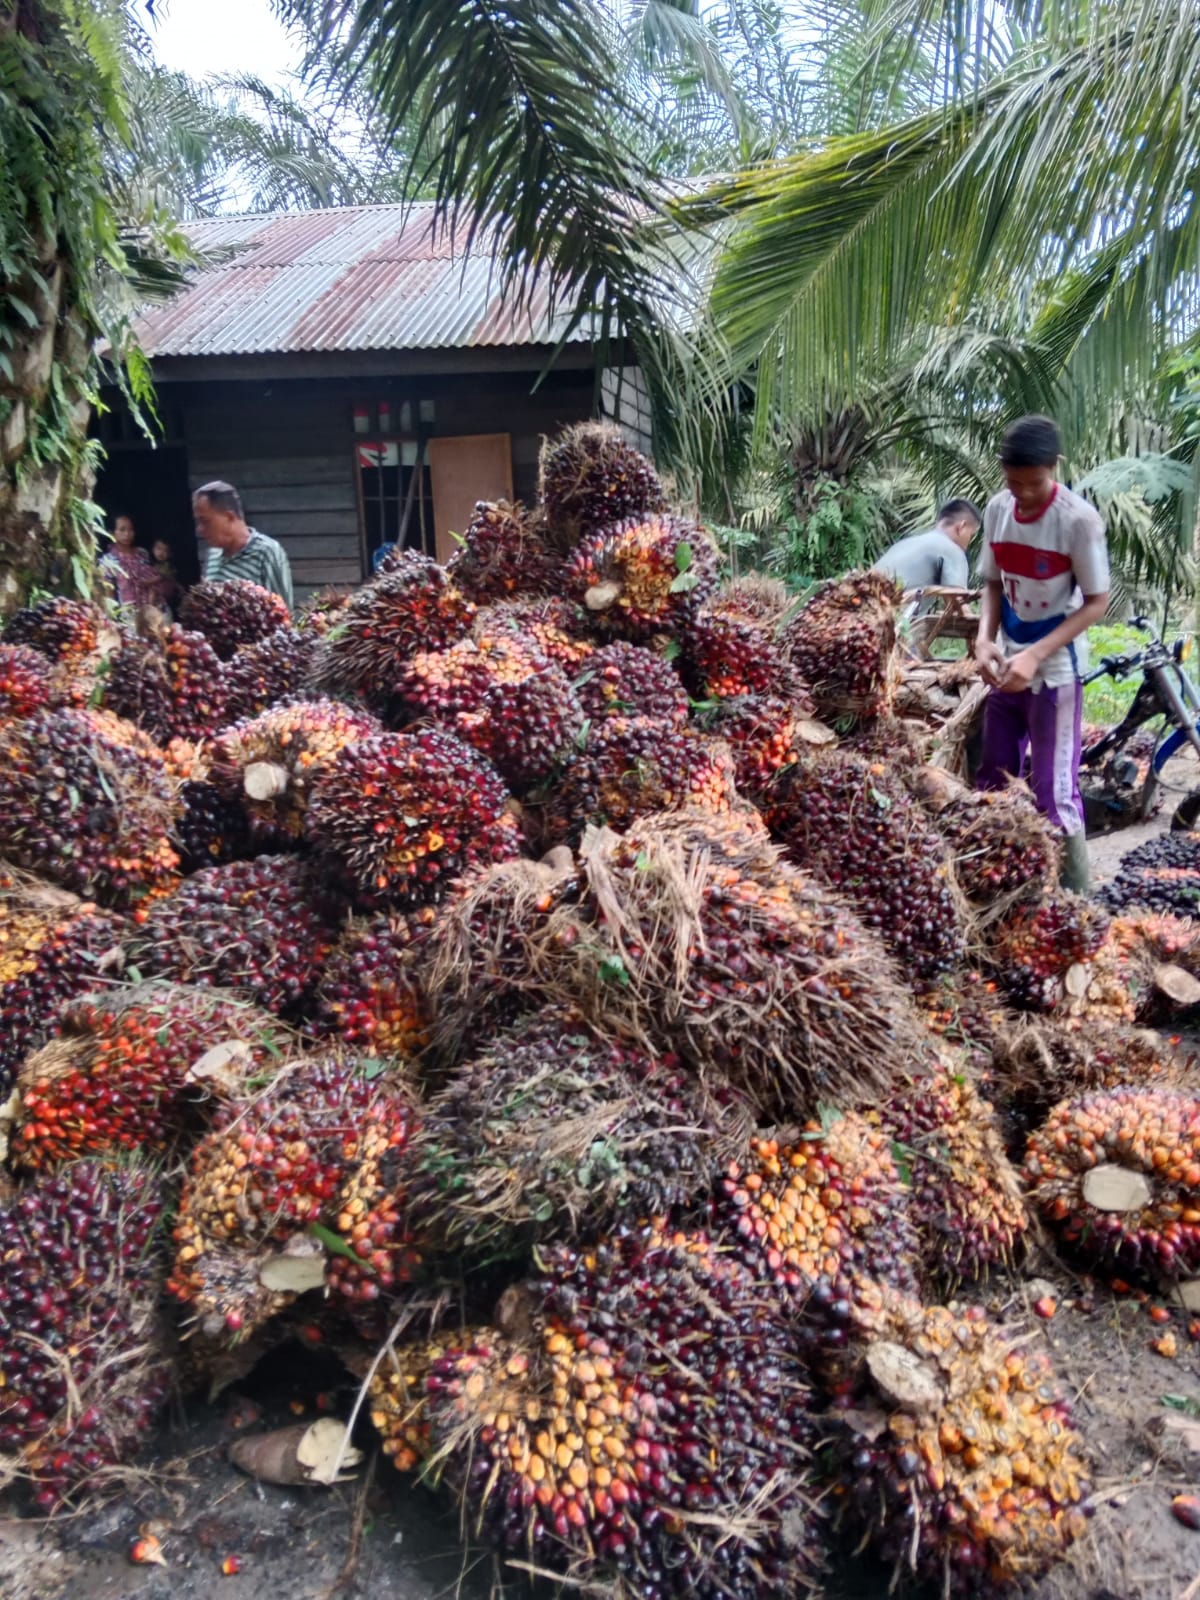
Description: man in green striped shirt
192,480,294,610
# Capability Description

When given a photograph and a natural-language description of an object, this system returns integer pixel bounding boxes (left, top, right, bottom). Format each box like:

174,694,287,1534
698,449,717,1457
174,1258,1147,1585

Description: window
355,438,435,571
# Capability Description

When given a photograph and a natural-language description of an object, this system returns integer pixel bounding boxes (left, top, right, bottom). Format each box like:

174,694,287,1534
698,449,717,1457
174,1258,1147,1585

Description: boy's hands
974,638,1007,687
996,648,1039,692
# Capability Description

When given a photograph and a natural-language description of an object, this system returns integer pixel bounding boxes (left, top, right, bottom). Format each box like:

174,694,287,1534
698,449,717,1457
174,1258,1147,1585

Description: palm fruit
105,624,227,742
390,631,545,725
134,856,336,1016
707,572,792,630
0,707,179,908
369,1329,487,1472
310,553,476,707
169,1056,420,1339
294,586,352,636
877,1055,1029,1282
425,1229,820,1598
307,728,522,910
175,778,255,870
762,747,965,981
221,626,316,723
0,643,53,722
697,693,820,795
914,968,1008,1080
929,783,1061,909
0,1160,169,1510
2,596,115,704
457,663,585,794
720,1113,921,1319
478,596,597,672
538,420,666,549
564,514,720,641
1024,1087,1200,1281
102,628,173,740
0,870,123,1091
210,698,381,845
179,578,291,660
554,714,736,839
312,908,436,1061
409,1009,752,1262
1098,830,1200,919
573,640,688,725
990,892,1112,1011
1108,910,1200,1024
824,1279,1089,1587
445,498,556,601
682,611,808,702
11,983,291,1170
782,569,899,718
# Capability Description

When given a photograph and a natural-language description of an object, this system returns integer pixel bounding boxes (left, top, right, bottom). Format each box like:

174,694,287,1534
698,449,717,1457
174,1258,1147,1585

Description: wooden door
428,433,514,565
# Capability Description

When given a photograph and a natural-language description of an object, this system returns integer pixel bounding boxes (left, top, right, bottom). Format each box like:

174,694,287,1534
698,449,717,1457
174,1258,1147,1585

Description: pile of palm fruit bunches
4,421,1200,1594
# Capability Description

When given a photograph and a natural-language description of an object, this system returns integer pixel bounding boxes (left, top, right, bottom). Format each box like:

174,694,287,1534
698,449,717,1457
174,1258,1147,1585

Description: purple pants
977,681,1084,836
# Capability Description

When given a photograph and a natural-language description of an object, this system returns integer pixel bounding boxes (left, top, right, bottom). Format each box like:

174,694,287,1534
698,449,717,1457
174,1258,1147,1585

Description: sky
147,0,302,89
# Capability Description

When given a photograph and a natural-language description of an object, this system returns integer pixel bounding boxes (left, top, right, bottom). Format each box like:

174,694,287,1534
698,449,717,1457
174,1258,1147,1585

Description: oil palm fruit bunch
310,553,476,707
1108,910,1200,1024
989,893,1112,1011
0,643,54,722
134,855,336,1016
763,748,965,981
707,572,791,630
565,515,719,641
477,596,596,671
457,663,585,794
427,1228,821,1598
390,631,545,725
106,625,227,742
1024,1087,1200,1281
369,1328,488,1473
555,714,736,839
222,626,316,722
538,420,666,549
11,983,291,1170
210,698,381,846
877,1056,1029,1283
169,1055,420,1339
1097,830,1200,920
698,694,819,796
312,907,436,1061
0,870,123,1090
0,1160,169,1510
782,570,899,718
682,611,809,703
824,1278,1089,1588
935,786,1060,908
307,728,522,910
294,586,352,636
445,499,556,601
175,777,255,870
719,1113,921,1320
914,969,1008,1077
0,707,179,908
573,641,688,726
409,1009,752,1263
2,596,116,703
179,578,291,660
102,628,173,739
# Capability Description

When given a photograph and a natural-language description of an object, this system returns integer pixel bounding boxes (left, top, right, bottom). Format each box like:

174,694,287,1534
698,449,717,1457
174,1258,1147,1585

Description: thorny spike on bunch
0,708,179,908
12,983,291,1169
989,893,1112,1011
564,514,720,640
551,714,736,841
409,1008,753,1262
445,499,557,602
573,641,689,727
133,855,337,1016
781,570,900,719
222,627,316,723
306,728,522,910
0,644,54,723
824,1280,1090,1587
313,907,437,1061
457,662,584,794
1024,1087,1200,1281
538,420,666,549
179,579,291,661
0,1160,169,1511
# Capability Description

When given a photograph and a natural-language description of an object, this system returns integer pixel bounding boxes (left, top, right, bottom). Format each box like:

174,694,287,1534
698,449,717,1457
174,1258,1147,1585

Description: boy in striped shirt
974,416,1109,894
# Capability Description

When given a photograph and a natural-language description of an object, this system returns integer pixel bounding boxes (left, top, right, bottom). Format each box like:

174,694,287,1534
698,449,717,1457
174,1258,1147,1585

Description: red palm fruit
222,627,316,723
553,713,736,839
390,631,545,725
574,640,689,725
0,643,53,722
781,569,900,718
477,596,597,671
699,693,821,795
445,499,556,601
990,892,1112,1011
457,662,584,793
565,513,719,640
312,907,436,1061
538,420,666,548
683,611,808,702
307,728,522,910
180,579,291,661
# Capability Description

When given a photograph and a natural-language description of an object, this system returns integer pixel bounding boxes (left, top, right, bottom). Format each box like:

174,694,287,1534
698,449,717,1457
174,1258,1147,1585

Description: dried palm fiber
2,596,118,706
222,626,316,722
311,905,437,1061
538,420,667,550
541,814,921,1120
133,855,337,1017
987,891,1112,1011
760,746,967,981
781,569,900,718
179,578,290,660
306,727,523,910
1024,1087,1200,1281
683,609,812,703
445,498,557,601
695,693,834,796
209,697,380,845
0,1160,169,1510
0,707,179,909
1097,830,1200,919
573,640,689,726
456,662,584,795
308,552,476,707
473,596,596,671
419,1226,822,1599
169,1054,421,1340
706,572,792,630
0,869,123,1091
871,1049,1029,1283
822,1278,1089,1588
407,1008,753,1263
836,713,928,768
0,643,53,722
11,982,292,1170
564,514,720,641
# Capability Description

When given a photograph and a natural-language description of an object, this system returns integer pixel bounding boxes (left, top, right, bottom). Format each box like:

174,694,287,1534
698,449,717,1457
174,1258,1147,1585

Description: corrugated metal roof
133,203,585,358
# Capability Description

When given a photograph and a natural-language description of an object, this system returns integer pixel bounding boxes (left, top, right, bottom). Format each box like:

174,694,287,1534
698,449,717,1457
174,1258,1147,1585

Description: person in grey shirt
874,498,980,597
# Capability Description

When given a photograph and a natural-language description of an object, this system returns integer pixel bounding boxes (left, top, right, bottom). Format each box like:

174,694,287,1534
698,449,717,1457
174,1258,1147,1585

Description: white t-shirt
978,484,1109,690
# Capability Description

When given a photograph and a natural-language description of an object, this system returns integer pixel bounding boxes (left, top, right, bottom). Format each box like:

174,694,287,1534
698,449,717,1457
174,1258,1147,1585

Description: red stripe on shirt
990,541,1074,581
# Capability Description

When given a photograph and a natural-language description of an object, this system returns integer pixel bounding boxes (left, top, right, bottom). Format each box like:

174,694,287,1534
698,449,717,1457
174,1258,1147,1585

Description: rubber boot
1059,830,1091,897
